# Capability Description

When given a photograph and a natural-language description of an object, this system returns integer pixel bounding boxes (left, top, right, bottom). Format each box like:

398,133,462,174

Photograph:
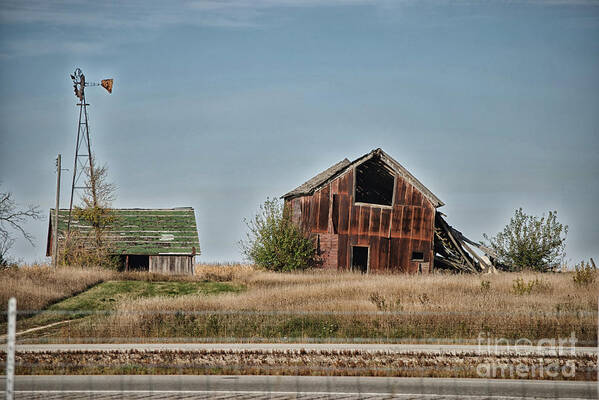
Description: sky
0,0,598,265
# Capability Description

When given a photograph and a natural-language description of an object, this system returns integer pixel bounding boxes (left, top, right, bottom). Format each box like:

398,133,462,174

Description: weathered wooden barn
46,208,200,275
283,148,443,273
283,148,497,273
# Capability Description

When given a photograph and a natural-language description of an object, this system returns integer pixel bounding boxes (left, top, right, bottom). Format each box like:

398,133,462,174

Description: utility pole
53,154,61,268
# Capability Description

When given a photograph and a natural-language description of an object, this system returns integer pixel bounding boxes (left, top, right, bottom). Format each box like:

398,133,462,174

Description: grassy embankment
0,265,241,335
14,264,593,345
0,265,114,322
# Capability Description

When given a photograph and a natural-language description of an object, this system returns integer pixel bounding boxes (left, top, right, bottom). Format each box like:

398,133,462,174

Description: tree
0,185,42,266
60,159,118,268
483,208,568,272
75,161,116,247
240,197,318,271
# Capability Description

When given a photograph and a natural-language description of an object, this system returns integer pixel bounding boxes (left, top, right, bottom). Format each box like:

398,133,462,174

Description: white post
53,154,61,268
5,297,16,400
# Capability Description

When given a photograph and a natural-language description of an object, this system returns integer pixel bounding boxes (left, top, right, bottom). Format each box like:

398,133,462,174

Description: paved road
1,375,597,399
11,342,597,356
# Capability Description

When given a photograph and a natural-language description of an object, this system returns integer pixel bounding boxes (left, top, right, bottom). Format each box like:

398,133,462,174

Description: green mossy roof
48,208,200,256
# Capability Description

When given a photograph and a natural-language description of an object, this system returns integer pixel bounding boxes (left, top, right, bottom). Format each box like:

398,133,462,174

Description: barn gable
283,148,443,208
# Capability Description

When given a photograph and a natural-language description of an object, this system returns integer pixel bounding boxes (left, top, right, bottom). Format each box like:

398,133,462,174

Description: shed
46,208,200,275
283,148,443,273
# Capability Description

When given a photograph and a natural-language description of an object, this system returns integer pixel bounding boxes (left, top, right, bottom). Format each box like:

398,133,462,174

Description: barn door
351,246,369,273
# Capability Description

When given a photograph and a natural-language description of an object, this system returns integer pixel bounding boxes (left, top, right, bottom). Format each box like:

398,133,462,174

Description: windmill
67,68,114,232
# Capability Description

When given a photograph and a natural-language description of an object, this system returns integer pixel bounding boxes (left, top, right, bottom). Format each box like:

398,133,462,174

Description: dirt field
5,348,596,380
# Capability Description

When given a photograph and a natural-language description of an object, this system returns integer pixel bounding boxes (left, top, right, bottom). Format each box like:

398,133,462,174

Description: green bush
511,277,550,295
512,277,534,295
483,208,568,272
240,197,318,271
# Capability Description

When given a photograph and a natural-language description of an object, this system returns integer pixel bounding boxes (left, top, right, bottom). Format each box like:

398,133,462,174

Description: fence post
5,297,16,400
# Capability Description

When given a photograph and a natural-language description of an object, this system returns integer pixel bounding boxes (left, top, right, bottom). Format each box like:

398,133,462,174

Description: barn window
411,251,424,261
354,157,395,206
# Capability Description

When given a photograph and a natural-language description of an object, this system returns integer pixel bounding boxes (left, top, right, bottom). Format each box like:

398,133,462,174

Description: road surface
1,375,596,399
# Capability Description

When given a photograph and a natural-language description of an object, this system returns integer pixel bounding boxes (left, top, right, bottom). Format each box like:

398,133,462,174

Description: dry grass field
0,264,240,332
0,264,242,317
0,265,114,320
56,264,597,344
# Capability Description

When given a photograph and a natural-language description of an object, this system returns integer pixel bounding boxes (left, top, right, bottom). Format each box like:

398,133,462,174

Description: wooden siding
149,255,194,275
286,167,436,273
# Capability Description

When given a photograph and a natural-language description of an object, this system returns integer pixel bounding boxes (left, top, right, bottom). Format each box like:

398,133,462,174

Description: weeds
369,292,387,311
573,259,597,287
417,293,430,305
480,280,491,293
511,277,551,295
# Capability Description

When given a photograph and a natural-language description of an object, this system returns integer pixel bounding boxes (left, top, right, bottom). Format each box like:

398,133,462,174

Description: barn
46,207,200,275
282,148,444,273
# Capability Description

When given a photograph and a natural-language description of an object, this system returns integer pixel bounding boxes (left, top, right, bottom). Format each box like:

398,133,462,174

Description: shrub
572,259,597,287
511,277,550,295
59,230,120,269
483,208,568,272
240,198,318,271
480,280,491,293
512,278,533,295
369,292,387,311
418,293,430,305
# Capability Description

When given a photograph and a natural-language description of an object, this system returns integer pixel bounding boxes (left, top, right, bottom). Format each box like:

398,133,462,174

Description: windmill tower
67,68,113,232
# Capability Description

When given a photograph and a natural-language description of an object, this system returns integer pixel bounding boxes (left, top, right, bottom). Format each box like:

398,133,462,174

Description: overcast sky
1,0,598,265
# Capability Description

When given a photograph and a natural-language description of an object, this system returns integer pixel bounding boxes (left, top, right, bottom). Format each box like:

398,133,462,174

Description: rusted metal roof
283,148,444,208
283,158,351,198
47,208,200,256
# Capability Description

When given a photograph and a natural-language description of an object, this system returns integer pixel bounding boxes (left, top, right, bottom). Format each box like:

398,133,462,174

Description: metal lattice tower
67,68,113,232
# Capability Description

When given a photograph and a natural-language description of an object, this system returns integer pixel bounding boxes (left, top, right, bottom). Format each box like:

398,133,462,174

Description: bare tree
81,159,116,209
76,159,117,246
61,158,118,268
0,186,42,264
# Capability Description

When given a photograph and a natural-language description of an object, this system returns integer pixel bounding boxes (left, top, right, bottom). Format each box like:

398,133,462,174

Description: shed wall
149,255,194,275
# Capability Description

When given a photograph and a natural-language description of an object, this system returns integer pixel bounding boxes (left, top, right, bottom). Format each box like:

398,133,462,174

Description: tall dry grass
0,264,239,319
68,265,597,343
192,265,597,313
0,265,115,318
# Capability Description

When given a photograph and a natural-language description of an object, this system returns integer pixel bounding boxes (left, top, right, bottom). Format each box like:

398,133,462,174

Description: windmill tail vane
100,79,113,93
